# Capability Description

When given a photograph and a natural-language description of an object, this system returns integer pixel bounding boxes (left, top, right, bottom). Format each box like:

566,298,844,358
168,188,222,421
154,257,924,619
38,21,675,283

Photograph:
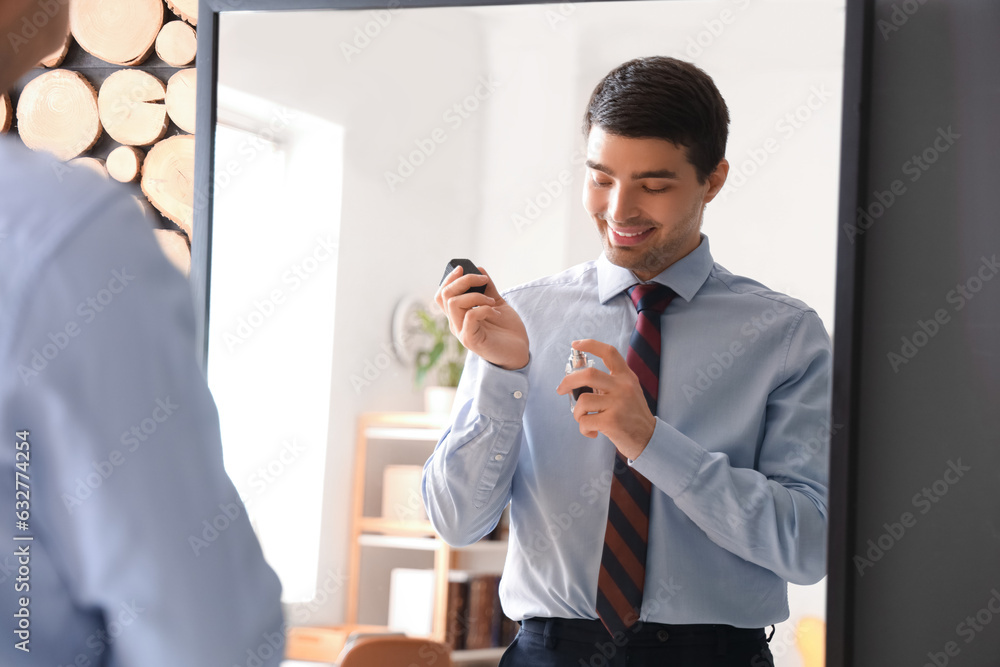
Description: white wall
218,6,487,627
209,87,344,604
471,0,844,329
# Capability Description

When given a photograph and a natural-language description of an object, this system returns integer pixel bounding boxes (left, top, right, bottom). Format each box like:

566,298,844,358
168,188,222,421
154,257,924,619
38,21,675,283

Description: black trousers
498,618,775,667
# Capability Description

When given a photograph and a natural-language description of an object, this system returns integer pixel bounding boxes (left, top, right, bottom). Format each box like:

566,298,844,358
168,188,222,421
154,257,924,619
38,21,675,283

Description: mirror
196,0,845,660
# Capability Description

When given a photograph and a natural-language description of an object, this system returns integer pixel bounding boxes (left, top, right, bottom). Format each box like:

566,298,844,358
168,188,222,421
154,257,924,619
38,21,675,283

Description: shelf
363,411,452,429
358,516,437,537
358,533,508,552
348,412,508,649
365,426,444,441
361,412,450,441
358,534,441,550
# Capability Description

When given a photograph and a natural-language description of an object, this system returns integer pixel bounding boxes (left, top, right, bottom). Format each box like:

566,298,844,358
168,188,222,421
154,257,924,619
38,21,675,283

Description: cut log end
154,228,192,276
39,34,72,68
166,69,197,134
155,20,197,67
141,134,195,238
98,69,168,146
107,145,145,183
16,70,101,162
69,157,109,179
1,93,11,134
166,0,199,26
70,0,164,66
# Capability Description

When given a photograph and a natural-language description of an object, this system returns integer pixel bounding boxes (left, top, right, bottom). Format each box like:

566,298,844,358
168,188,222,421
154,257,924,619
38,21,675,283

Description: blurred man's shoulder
0,137,153,273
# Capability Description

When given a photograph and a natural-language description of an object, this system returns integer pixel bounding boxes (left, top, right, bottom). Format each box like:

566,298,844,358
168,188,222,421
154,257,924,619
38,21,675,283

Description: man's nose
607,186,638,223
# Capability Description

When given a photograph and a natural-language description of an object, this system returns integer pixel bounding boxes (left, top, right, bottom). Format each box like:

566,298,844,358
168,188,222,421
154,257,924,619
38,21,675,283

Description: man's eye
591,178,612,187
644,185,670,193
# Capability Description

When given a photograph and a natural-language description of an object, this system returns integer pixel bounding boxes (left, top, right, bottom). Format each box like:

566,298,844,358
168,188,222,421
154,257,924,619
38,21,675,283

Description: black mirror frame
190,2,873,665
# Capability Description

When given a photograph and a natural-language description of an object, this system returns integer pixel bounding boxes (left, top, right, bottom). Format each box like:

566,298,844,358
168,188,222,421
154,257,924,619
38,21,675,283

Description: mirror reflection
206,1,844,663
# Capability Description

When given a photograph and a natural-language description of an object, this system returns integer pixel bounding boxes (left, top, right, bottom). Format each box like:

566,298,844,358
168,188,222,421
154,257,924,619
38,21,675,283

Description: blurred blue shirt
422,235,831,627
0,136,284,666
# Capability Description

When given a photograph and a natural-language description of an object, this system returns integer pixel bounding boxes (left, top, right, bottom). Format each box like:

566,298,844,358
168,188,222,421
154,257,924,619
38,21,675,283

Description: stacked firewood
2,0,200,276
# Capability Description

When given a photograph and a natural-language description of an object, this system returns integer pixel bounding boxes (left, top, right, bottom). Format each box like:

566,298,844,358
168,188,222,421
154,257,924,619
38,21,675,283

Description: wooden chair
337,636,452,667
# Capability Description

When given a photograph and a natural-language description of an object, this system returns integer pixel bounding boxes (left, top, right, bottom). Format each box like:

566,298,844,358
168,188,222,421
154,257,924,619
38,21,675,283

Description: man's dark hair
582,56,730,184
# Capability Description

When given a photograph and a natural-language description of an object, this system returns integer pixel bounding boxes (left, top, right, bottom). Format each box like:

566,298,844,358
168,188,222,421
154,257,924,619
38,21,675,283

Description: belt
520,617,766,650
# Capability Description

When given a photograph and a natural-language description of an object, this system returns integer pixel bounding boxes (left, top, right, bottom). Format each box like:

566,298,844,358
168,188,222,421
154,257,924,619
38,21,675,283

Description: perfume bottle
565,348,595,411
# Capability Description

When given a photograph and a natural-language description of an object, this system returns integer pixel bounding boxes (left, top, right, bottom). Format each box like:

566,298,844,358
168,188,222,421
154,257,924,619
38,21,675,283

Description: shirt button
494,454,504,461
513,391,523,399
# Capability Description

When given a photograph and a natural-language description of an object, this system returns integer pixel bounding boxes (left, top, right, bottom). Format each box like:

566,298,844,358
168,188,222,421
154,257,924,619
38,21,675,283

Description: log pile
40,34,72,68
166,0,198,26
98,70,169,146
10,0,200,272
16,70,102,161
107,145,144,183
154,229,192,275
69,156,109,178
141,134,196,238
165,68,197,134
156,21,197,67
1,93,11,133
70,0,165,66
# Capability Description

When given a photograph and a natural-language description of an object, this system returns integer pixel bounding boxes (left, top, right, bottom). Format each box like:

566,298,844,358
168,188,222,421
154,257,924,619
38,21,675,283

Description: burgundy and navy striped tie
596,282,675,637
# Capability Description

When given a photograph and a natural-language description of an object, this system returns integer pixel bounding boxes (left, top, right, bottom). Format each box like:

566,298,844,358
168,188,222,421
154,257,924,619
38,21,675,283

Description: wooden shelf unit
345,411,508,654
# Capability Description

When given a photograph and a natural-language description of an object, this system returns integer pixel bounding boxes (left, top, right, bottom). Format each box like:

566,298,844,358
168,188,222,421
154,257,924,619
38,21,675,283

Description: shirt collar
597,233,714,304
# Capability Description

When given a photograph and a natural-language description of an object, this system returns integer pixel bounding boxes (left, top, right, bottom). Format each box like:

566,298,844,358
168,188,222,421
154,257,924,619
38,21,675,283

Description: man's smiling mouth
608,226,655,245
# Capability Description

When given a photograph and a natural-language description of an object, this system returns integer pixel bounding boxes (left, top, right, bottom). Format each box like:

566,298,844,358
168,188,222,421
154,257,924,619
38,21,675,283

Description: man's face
582,126,728,281
0,0,70,93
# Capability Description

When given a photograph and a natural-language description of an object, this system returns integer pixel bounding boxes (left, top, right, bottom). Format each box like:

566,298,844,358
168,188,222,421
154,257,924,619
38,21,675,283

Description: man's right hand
436,265,529,371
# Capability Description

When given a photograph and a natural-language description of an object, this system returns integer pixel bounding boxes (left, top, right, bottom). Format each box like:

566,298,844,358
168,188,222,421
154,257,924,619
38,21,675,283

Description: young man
423,57,831,666
0,2,284,664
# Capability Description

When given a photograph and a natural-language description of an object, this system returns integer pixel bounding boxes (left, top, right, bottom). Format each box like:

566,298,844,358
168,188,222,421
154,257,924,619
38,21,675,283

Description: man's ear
703,158,730,204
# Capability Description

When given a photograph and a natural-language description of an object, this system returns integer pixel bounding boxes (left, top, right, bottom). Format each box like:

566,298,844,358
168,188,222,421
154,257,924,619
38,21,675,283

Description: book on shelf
387,568,518,651
446,572,469,650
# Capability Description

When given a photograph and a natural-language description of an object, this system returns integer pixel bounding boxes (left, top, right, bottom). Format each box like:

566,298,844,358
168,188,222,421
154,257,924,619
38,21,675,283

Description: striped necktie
596,282,675,637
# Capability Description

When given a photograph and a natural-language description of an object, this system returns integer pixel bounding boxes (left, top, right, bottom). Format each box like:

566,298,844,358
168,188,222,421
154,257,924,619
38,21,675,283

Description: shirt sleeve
421,352,529,546
631,309,832,585
9,194,285,665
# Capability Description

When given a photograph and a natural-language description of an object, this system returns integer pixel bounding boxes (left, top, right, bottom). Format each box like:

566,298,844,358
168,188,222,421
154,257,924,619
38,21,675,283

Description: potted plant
413,305,466,414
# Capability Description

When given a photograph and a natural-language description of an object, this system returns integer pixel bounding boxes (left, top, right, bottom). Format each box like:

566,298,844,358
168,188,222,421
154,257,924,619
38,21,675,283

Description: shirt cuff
471,354,530,422
630,418,707,498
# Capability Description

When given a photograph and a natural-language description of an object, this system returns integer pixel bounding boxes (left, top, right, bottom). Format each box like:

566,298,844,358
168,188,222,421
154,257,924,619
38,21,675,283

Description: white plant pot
423,386,457,416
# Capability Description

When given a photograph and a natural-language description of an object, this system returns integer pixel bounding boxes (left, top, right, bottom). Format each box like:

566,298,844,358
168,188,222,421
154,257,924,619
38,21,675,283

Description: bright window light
207,89,344,603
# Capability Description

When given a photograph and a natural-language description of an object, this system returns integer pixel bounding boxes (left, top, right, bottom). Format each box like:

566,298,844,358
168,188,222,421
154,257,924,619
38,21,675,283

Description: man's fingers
441,272,491,300
557,366,622,396
576,409,601,438
446,292,495,313
441,280,496,328
478,267,505,301
436,264,466,304
571,338,628,374
460,300,497,330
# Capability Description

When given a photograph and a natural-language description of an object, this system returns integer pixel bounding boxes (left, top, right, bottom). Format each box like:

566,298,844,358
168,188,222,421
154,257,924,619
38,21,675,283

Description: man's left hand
555,339,656,460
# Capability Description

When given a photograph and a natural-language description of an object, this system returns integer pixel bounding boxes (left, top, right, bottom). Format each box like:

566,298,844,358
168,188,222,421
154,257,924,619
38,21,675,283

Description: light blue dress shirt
0,136,284,666
422,235,831,628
